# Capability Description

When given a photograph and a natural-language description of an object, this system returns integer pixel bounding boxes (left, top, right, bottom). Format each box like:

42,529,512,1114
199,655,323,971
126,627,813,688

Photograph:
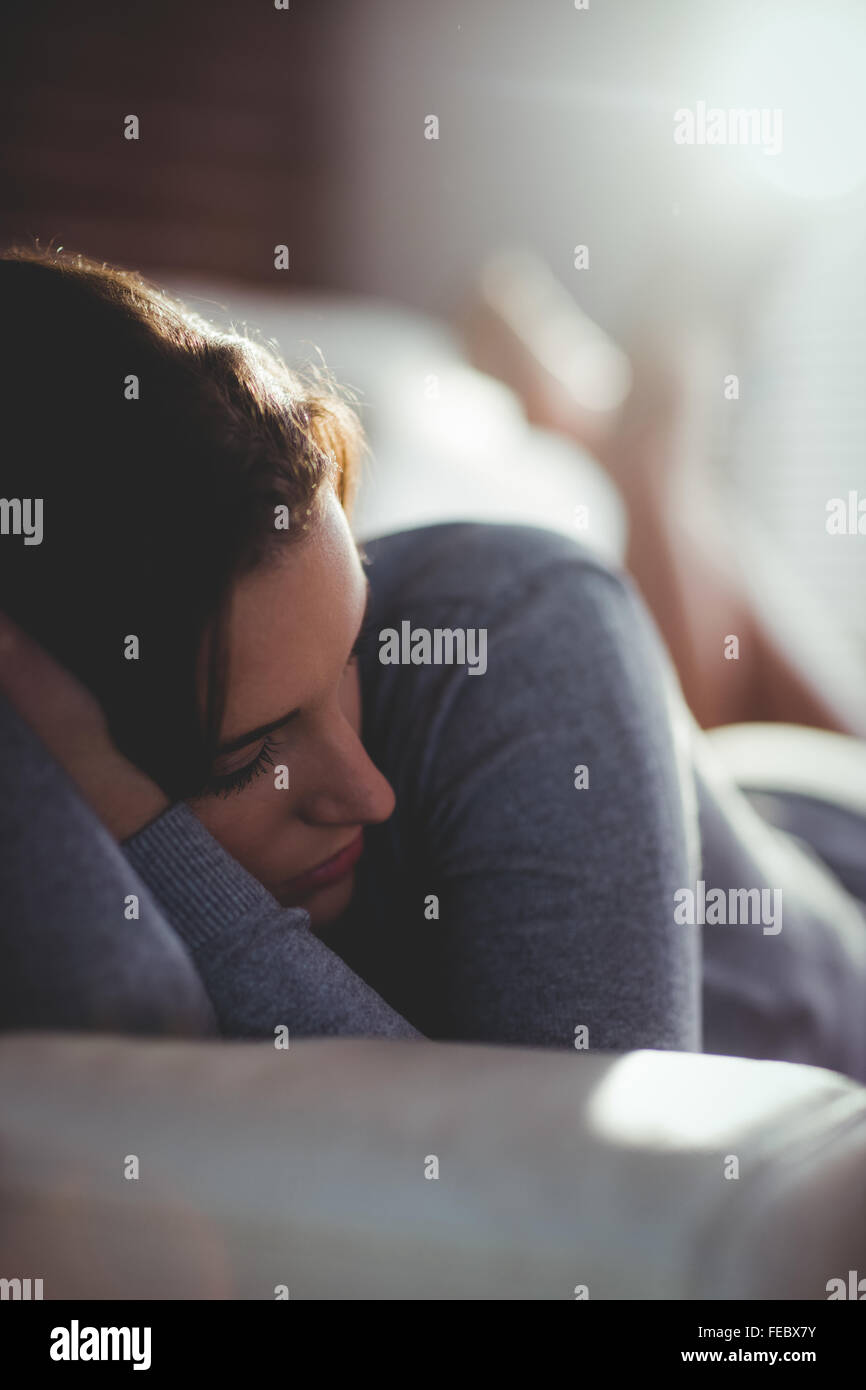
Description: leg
461,259,865,735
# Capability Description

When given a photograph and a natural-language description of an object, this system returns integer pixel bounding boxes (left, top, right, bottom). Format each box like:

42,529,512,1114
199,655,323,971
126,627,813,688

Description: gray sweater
0,524,699,1051
4,522,866,1079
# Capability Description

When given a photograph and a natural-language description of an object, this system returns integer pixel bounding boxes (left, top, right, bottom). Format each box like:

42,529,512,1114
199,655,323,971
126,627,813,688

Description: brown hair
0,245,365,796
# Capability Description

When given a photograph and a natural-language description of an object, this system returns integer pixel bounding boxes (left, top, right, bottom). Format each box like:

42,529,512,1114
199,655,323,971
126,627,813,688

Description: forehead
218,490,364,737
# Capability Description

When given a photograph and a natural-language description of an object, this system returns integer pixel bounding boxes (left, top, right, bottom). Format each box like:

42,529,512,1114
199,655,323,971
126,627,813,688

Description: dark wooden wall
0,0,351,287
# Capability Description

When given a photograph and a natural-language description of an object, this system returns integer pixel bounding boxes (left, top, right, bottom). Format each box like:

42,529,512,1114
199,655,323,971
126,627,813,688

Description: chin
283,871,356,931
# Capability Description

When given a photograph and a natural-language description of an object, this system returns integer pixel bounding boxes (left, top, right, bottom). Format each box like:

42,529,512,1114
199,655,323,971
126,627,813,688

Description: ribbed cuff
123,801,298,949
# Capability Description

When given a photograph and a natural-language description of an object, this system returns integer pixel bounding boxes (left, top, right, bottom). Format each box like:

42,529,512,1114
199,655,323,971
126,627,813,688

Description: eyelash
203,617,376,799
206,738,279,799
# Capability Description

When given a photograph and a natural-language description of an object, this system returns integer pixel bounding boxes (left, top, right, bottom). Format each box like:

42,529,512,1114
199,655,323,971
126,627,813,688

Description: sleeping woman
0,247,864,1081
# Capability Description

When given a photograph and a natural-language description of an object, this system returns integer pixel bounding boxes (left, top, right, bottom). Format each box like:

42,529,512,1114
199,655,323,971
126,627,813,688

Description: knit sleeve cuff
122,801,308,949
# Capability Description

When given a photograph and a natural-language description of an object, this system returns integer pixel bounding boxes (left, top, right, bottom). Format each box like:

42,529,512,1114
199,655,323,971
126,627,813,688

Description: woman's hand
0,610,169,841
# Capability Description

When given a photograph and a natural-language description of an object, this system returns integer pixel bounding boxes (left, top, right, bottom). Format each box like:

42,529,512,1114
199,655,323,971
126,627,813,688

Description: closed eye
201,572,373,797
202,736,280,798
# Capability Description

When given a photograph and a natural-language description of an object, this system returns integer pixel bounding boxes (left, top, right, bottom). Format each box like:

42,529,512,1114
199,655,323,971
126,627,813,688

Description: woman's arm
0,614,422,1041
122,800,423,1039
336,522,702,1052
0,690,217,1035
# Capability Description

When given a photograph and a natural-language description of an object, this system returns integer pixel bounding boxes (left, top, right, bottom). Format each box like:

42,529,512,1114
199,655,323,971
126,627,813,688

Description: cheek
187,784,291,875
187,667,363,889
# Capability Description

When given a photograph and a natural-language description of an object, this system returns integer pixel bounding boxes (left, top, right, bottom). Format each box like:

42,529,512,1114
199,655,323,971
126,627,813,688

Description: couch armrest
1,1034,863,1299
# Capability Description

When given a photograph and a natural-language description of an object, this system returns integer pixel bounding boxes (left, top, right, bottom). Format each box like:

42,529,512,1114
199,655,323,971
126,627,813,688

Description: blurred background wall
0,0,356,287
4,0,862,315
2,0,865,639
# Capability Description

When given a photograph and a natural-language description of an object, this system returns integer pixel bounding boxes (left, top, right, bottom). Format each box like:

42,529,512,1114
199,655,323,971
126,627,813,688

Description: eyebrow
215,575,373,756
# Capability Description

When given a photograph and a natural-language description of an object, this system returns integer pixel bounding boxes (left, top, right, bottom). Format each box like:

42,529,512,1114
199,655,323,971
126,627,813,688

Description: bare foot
458,253,862,734
457,248,632,458
596,323,729,502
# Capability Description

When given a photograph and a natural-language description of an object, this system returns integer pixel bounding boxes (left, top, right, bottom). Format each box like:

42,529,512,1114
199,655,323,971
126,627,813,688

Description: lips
281,831,364,899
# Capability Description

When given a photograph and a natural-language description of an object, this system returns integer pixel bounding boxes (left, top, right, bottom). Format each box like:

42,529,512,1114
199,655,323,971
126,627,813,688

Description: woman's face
187,486,395,930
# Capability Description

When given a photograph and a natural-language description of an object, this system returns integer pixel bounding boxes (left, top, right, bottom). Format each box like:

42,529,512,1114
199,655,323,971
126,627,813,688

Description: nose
300,725,396,828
